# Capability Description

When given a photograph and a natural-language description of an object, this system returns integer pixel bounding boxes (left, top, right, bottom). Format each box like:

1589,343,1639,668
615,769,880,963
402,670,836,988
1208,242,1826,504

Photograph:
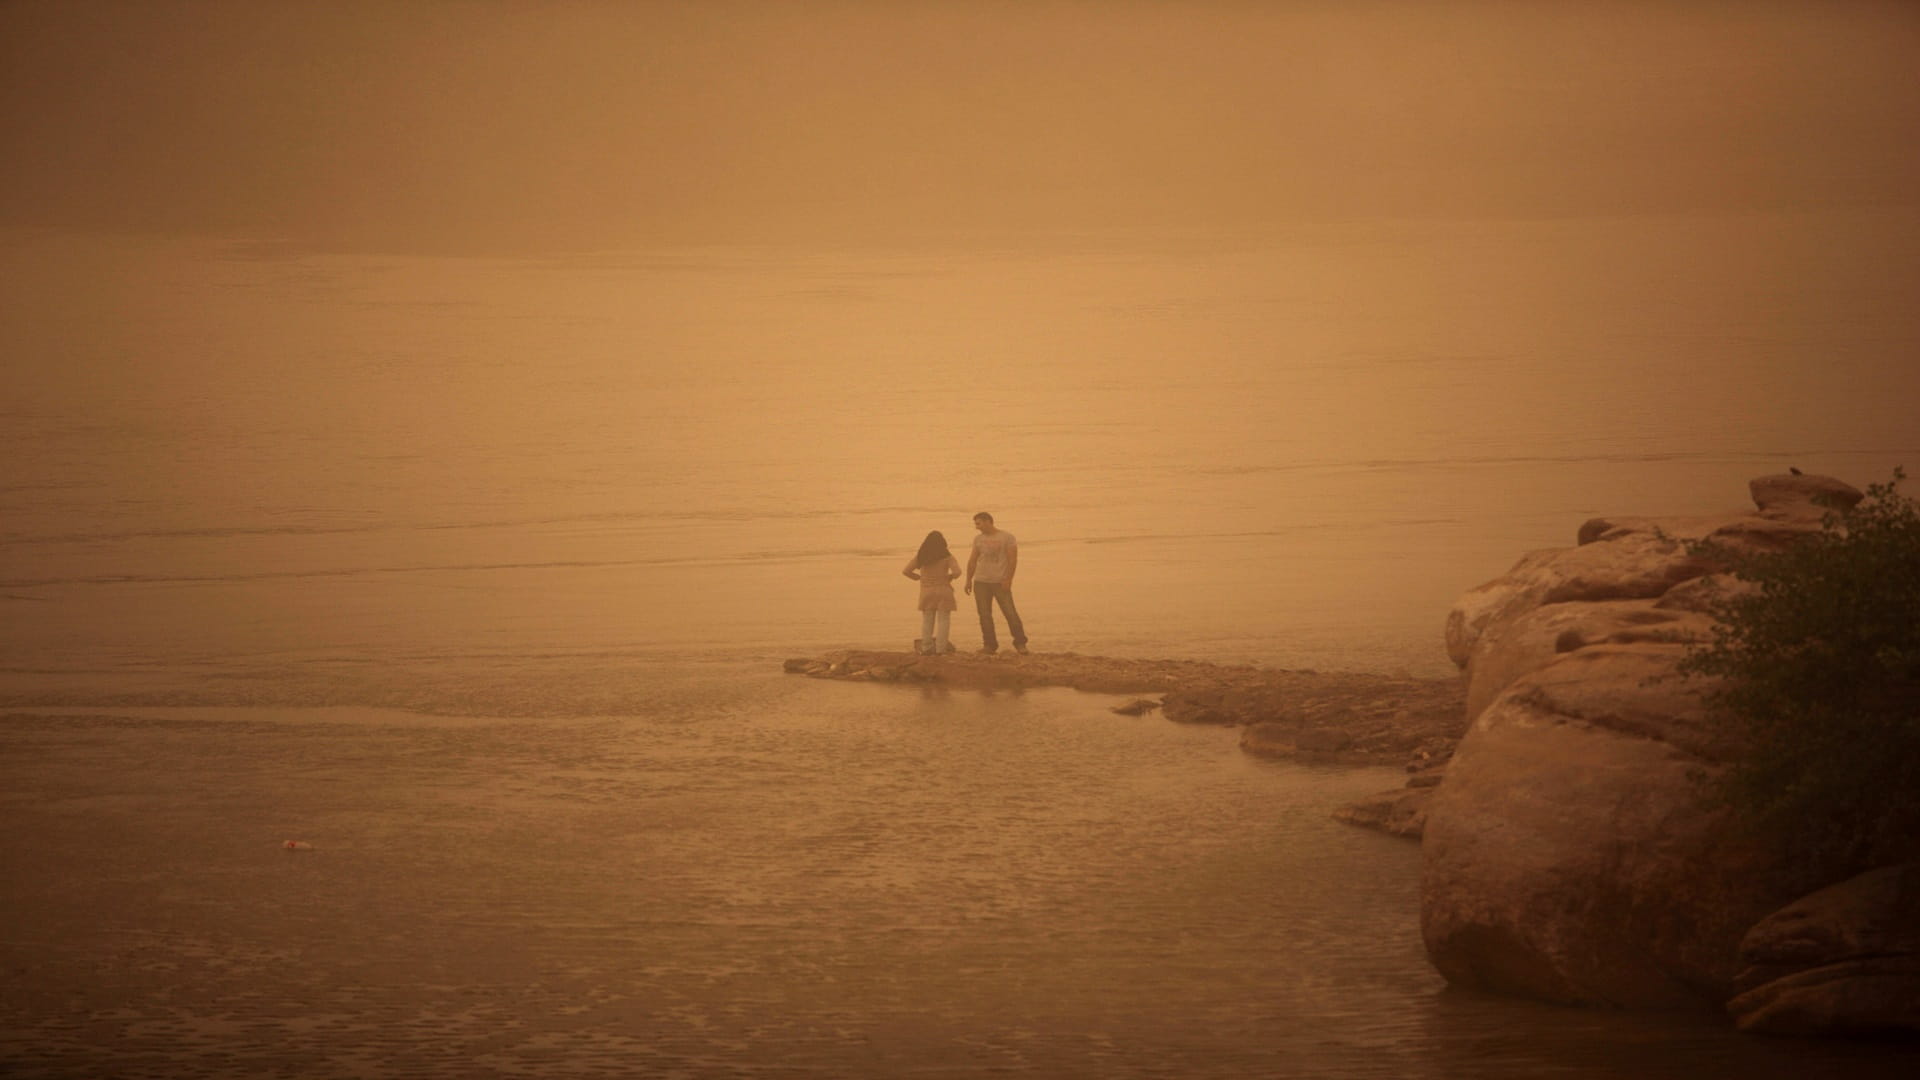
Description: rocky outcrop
783,649,1257,694
1331,764,1447,839
1421,473,1872,1012
1457,598,1716,728
783,649,1465,768
1184,671,1463,766
1727,862,1920,1038
1749,471,1866,519
1443,533,1714,670
1444,471,1857,677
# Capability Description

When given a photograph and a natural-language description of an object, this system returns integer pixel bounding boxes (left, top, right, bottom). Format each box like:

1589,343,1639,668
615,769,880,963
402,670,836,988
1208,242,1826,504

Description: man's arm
1004,540,1017,585
964,548,979,595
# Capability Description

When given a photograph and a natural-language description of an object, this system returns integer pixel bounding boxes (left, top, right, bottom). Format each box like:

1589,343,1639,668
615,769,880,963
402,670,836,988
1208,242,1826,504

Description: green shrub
1677,469,1920,885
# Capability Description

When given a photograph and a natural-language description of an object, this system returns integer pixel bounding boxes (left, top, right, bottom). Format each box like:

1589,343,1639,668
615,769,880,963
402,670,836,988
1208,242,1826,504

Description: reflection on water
3,673,1913,1078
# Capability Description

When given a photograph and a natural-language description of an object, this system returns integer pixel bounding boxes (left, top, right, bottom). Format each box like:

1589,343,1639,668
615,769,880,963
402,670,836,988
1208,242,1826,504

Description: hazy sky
3,0,1917,250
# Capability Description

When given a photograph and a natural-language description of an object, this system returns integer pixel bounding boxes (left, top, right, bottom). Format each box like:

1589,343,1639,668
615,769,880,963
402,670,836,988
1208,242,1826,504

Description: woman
901,530,962,655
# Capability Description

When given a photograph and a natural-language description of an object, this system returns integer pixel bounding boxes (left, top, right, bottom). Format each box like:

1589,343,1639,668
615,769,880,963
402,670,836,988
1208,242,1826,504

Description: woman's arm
902,556,921,580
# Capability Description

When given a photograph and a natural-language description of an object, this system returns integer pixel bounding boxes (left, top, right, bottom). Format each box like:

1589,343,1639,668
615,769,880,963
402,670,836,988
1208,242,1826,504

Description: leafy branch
1677,469,1920,885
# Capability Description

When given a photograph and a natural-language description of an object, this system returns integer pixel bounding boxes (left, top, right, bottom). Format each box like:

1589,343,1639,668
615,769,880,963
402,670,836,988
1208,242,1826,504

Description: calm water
3,684,1913,1079
3,211,1919,1076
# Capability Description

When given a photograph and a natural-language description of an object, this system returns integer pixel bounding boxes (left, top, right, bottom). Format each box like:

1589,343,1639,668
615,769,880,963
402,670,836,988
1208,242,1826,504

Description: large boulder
1726,862,1920,1037
1421,645,1787,1007
1443,535,1712,668
1443,476,1858,673
1422,473,1864,1012
1461,598,1714,725
1749,472,1864,520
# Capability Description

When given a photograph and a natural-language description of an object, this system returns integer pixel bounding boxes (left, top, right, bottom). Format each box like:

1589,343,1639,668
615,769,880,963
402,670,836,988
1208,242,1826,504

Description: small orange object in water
283,840,313,851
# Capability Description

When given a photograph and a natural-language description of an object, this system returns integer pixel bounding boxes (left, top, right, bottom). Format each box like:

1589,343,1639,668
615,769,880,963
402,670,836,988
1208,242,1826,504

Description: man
964,511,1028,655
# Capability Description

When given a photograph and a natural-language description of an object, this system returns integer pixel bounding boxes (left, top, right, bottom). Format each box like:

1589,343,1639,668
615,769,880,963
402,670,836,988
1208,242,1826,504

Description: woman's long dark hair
912,530,951,570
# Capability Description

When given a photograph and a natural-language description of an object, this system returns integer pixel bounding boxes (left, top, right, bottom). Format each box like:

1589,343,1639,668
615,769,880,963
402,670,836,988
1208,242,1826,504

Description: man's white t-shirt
972,531,1017,584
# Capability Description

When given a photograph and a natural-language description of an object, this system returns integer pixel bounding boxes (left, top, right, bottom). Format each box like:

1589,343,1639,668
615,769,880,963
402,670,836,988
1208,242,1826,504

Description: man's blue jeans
973,581,1027,651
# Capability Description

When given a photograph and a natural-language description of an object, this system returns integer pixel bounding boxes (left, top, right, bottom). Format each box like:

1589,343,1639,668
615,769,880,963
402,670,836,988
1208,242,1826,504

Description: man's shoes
1014,644,1030,655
